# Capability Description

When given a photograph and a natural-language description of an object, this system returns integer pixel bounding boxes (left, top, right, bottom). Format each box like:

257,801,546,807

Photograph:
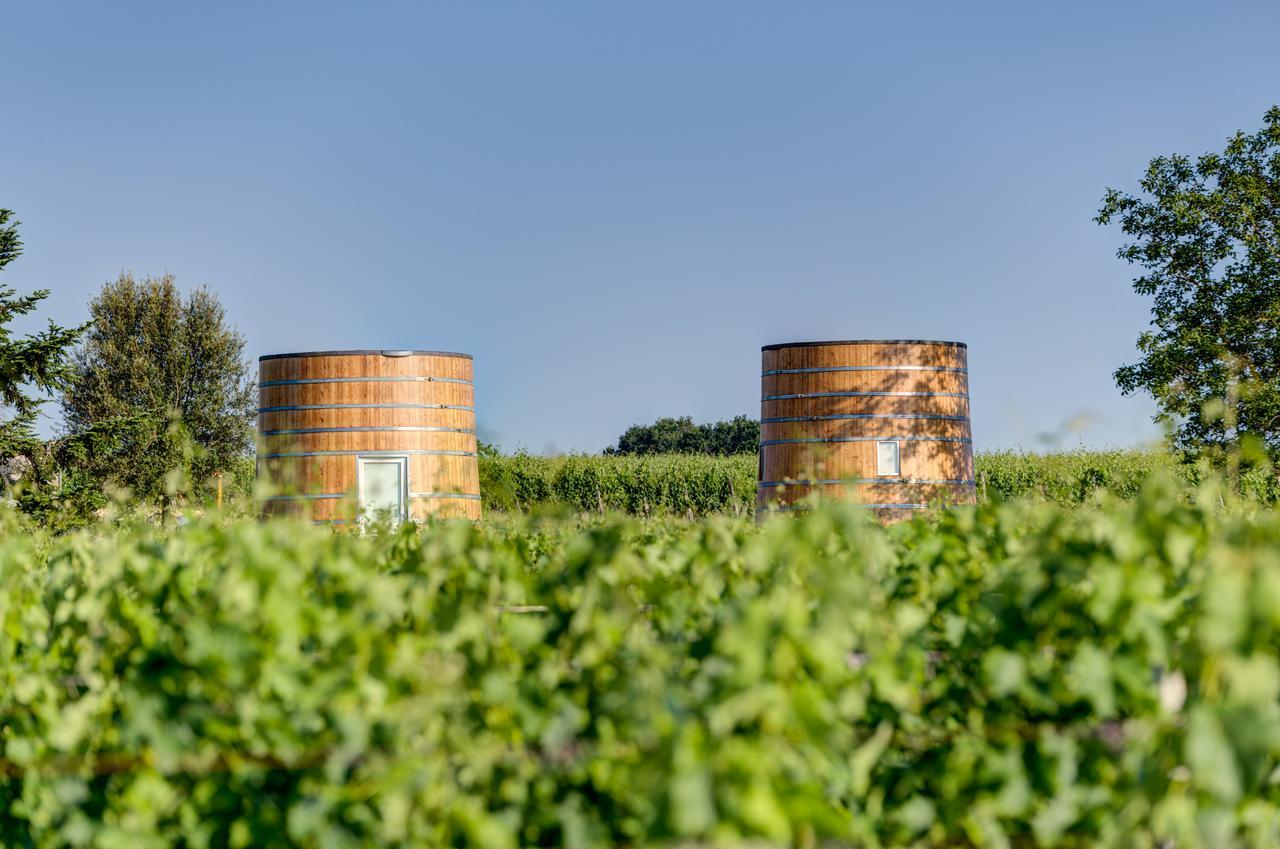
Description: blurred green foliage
4,475,1280,846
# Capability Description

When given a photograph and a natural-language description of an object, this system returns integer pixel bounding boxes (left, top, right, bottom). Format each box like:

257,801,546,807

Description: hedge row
479,452,758,516
479,449,1274,514
974,448,1184,502
4,479,1280,845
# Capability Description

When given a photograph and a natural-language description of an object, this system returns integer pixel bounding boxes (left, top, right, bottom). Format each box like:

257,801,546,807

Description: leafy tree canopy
1097,106,1280,455
62,273,255,502
605,415,759,455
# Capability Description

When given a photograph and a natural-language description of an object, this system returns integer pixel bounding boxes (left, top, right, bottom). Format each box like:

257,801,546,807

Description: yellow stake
214,471,224,509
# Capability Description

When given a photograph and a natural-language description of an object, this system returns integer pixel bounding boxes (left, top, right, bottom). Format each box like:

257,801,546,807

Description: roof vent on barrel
757,339,975,521
257,349,480,524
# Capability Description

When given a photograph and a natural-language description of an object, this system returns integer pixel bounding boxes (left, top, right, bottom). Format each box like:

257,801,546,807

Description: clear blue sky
5,2,1279,453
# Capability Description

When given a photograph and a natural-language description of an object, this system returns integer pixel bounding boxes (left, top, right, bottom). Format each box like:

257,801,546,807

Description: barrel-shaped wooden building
258,350,480,524
758,340,975,520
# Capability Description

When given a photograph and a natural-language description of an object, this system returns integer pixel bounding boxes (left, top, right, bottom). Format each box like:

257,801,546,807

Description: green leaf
1067,642,1116,716
983,649,1027,698
1187,706,1244,802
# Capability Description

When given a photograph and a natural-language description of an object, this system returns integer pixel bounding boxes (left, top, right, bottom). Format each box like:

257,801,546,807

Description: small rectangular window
357,455,408,524
876,440,900,477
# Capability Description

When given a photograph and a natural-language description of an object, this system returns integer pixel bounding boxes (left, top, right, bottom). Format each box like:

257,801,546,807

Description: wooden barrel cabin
758,340,975,520
258,349,480,524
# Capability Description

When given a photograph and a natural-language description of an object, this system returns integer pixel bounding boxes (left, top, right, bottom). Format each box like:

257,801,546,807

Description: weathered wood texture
758,340,975,521
258,350,480,522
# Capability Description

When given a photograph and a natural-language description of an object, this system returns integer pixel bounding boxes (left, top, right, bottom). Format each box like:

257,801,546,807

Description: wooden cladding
758,340,976,521
258,350,480,522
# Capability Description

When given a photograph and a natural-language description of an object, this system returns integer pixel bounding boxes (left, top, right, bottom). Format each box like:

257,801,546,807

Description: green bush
5,477,1280,845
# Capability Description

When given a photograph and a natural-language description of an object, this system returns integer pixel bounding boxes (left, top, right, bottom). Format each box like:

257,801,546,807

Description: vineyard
2,10,1276,845
478,449,1275,515
5,470,1280,846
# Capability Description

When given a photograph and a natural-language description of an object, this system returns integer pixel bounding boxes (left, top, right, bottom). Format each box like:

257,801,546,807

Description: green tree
61,273,255,503
606,415,759,455
0,209,89,504
1097,106,1280,455
609,416,703,455
702,414,760,455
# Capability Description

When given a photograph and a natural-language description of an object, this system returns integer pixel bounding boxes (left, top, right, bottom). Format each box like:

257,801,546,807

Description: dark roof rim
259,349,473,361
762,339,966,351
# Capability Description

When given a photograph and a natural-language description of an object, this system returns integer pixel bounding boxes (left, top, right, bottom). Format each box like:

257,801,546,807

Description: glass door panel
358,456,407,524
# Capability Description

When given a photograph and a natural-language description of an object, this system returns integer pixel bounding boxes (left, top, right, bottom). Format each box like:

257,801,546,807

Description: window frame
355,454,410,524
875,440,901,477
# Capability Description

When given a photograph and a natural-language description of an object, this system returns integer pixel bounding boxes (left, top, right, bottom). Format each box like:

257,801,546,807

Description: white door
357,456,408,524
